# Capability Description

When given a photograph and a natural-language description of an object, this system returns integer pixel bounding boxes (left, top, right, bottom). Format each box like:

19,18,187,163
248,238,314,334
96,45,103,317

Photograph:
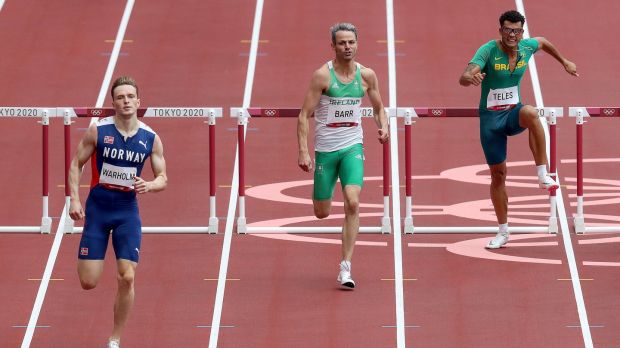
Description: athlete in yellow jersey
297,23,389,288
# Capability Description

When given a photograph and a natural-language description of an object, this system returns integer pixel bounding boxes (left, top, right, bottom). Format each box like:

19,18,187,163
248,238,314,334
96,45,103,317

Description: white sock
537,165,548,181
340,260,351,271
499,223,509,235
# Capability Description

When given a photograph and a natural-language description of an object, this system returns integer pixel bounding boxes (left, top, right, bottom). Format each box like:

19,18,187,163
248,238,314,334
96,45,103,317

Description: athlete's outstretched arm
297,69,327,172
68,124,97,220
135,134,167,194
459,63,486,86
535,37,578,76
363,68,389,144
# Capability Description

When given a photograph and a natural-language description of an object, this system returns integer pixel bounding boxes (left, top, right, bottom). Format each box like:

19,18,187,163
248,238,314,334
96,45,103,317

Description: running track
0,0,619,347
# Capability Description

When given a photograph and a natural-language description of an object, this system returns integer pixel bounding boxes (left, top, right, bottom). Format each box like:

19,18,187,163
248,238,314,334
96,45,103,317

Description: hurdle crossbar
399,106,562,234
570,107,620,233
0,107,56,233
231,107,395,234
59,107,222,234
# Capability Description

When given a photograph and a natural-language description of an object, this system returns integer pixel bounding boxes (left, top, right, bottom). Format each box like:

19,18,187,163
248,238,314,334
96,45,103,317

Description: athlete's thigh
313,150,339,200
479,113,508,165
78,196,112,260
507,103,528,135
111,207,142,263
338,143,364,188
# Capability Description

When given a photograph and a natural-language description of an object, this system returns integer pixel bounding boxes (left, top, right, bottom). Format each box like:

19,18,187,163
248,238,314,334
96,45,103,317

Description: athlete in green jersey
297,23,389,289
459,10,578,249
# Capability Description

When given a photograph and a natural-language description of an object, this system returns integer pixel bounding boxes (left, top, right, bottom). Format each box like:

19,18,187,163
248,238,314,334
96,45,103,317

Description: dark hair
330,22,357,44
110,76,139,98
499,10,525,26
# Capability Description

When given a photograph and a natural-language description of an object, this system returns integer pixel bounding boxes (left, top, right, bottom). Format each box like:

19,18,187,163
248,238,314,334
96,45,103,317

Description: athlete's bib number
100,162,137,189
327,98,361,127
487,86,519,109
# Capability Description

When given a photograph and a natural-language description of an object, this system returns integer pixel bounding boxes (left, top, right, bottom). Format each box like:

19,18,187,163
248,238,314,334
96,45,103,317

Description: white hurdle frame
570,106,620,233
58,107,222,234
231,107,396,234
398,106,562,234
0,107,56,233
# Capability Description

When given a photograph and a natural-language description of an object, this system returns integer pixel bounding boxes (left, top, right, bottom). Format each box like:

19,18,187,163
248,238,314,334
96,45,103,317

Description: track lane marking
385,0,406,346
208,1,264,347
516,1,593,346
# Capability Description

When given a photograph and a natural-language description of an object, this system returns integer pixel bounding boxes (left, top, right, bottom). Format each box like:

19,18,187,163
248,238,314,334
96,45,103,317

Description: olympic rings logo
603,108,615,116
264,109,277,117
90,109,103,116
431,109,444,116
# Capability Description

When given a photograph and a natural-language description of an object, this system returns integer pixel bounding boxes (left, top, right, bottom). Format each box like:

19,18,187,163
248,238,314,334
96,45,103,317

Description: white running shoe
108,340,120,348
337,270,356,288
337,261,355,288
485,232,509,249
539,175,559,190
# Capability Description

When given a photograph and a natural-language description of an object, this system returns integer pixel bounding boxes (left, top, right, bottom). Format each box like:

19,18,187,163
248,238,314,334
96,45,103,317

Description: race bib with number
326,98,361,127
99,162,137,189
486,86,519,109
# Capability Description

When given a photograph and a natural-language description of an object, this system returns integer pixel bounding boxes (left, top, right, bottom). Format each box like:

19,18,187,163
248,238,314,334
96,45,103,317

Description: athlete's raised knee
519,105,540,128
80,278,98,290
314,208,330,219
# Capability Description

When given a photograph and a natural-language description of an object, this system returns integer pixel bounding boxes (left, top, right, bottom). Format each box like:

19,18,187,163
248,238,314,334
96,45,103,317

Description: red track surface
1,0,619,347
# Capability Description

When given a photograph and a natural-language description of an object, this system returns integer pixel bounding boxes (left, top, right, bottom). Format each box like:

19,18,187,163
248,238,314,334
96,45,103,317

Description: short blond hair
110,76,139,98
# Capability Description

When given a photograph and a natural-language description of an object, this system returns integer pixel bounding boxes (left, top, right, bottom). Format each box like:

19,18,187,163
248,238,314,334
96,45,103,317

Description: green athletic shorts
479,103,526,165
313,143,364,200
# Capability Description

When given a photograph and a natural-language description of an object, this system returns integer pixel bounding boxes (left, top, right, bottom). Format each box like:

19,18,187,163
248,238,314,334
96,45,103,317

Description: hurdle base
409,226,548,234
208,217,219,234
41,217,52,234
64,218,75,234
381,217,391,234
581,226,620,233
244,226,383,234
403,217,414,234
0,226,42,233
574,217,585,234
548,217,558,234
237,217,247,234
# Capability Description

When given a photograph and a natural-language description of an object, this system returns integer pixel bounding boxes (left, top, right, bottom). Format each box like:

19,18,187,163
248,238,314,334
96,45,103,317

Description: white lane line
382,325,421,328
386,0,406,346
516,1,593,347
208,0,264,347
21,2,136,347
95,0,135,109
21,207,66,348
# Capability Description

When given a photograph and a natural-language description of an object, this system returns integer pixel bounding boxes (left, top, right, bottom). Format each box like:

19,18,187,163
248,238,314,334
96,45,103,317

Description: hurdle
231,107,395,234
0,107,55,233
570,107,620,233
399,106,562,234
58,107,222,234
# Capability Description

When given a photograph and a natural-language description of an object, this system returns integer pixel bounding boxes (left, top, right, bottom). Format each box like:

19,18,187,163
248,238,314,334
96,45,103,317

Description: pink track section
0,0,619,347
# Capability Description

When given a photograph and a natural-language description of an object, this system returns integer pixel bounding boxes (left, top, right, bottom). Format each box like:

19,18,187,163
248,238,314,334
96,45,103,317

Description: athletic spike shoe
539,175,559,190
108,339,120,348
337,261,355,288
337,270,356,288
485,231,509,249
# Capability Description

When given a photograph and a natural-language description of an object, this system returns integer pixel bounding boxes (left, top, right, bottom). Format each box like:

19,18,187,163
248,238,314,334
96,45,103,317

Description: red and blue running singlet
90,117,156,191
